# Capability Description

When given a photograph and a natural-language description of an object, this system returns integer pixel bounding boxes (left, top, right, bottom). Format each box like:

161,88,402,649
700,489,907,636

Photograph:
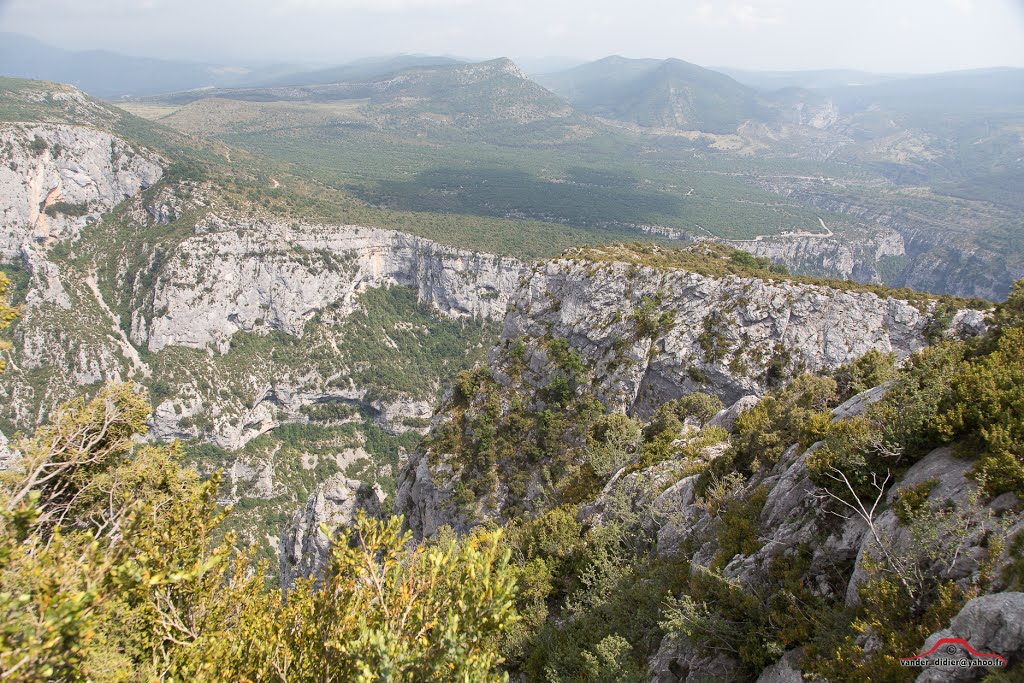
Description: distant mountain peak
474,57,529,80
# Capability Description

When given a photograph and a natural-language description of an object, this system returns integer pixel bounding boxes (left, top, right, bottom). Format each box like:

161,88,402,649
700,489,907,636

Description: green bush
43,201,90,218
0,384,518,682
832,349,899,401
731,373,837,472
937,326,1024,495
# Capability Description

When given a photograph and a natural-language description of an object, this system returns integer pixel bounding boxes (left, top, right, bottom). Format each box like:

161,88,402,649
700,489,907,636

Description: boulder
915,592,1024,681
279,474,384,587
649,633,744,683
830,382,892,422
708,395,761,432
756,650,805,683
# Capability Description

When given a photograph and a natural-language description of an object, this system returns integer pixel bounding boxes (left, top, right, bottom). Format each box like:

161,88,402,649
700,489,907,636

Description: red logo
901,637,1007,666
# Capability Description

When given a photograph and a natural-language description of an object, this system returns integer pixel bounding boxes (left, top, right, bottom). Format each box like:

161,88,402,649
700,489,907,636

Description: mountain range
1,33,1024,680
1,78,1022,680
84,52,1023,302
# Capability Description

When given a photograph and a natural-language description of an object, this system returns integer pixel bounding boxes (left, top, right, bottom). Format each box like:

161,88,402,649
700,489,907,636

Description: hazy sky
1,0,1023,72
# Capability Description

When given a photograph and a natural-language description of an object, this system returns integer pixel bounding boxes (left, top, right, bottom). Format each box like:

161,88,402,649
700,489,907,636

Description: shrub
43,201,90,218
586,413,642,478
0,383,519,682
713,485,768,570
28,136,48,156
832,349,898,401
0,271,16,372
733,373,837,470
937,327,1024,495
675,392,725,425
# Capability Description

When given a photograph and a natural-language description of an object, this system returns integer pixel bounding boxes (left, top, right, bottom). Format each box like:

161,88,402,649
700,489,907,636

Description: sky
1,0,1023,73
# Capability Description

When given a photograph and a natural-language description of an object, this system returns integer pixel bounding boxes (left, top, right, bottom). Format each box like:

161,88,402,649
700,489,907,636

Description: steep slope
394,242,985,537
0,122,163,256
0,78,524,558
388,242,1022,681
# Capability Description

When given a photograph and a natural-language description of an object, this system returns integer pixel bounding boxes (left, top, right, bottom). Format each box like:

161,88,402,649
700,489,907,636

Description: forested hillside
1,52,1024,681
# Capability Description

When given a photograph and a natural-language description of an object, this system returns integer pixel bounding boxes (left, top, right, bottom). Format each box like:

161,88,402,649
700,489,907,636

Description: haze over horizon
1,0,1023,75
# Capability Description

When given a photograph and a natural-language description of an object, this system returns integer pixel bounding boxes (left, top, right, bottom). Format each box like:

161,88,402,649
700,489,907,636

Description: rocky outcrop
278,473,384,587
0,429,15,471
394,446,455,540
0,123,163,430
755,650,805,683
111,217,524,450
728,225,907,284
915,592,1024,681
395,246,986,538
649,633,744,683
707,394,760,432
0,123,162,256
647,389,1024,681
141,219,524,353
843,445,1022,607
498,251,978,413
648,428,1022,681
830,382,892,421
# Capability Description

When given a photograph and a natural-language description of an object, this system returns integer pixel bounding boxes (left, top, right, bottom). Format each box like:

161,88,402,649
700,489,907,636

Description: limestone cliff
727,224,908,284
140,218,523,353
394,243,986,538
279,473,384,587
0,122,163,256
0,112,532,568
753,177,1024,300
500,246,978,410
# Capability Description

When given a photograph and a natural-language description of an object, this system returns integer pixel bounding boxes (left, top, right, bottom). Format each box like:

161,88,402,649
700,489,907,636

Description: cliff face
390,244,1019,681
140,219,523,353
0,127,527,568
727,225,907,284
500,250,973,411
0,123,163,257
279,473,384,587
394,245,986,539
0,123,161,426
0,134,525,448
751,178,1024,301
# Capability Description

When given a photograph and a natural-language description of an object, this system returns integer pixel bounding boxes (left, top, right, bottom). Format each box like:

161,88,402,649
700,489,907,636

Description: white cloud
544,22,569,38
4,0,162,8
946,0,976,13
692,2,714,21
282,0,477,11
2,0,1020,72
690,2,782,27
729,3,781,25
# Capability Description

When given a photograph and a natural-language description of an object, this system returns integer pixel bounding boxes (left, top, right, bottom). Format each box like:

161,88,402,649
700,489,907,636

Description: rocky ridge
279,473,385,587
394,244,986,538
0,122,163,257
140,217,524,354
648,394,1024,682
